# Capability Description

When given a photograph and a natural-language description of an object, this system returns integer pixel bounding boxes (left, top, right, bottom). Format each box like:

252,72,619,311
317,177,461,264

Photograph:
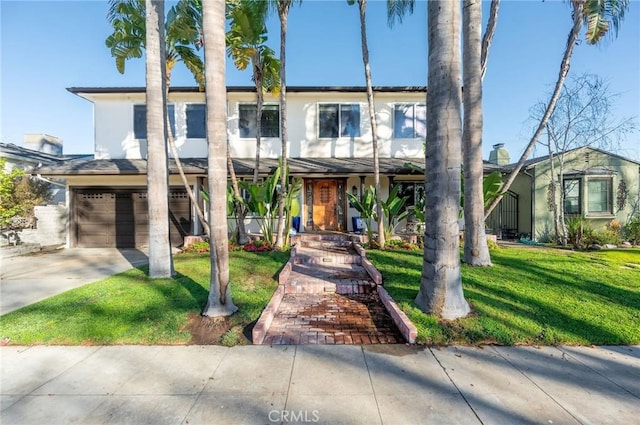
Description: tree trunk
145,0,174,278
462,0,492,266
165,98,210,237
253,56,263,184
415,0,470,320
202,0,237,317
275,1,292,250
358,0,384,249
485,2,584,219
480,0,499,80
557,156,568,245
227,146,248,245
546,139,561,243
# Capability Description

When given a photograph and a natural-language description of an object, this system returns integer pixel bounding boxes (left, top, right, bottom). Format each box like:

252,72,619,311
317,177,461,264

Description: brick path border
253,239,418,344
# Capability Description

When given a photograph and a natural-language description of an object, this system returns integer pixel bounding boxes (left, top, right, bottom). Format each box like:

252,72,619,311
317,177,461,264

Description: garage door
75,189,191,248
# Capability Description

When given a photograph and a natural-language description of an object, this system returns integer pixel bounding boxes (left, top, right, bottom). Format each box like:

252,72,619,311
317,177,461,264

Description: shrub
243,239,272,252
181,241,210,253
624,215,640,245
565,216,592,249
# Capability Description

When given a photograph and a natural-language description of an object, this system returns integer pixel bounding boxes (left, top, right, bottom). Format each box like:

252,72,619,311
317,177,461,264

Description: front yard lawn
2,245,638,347
0,250,288,345
367,246,640,345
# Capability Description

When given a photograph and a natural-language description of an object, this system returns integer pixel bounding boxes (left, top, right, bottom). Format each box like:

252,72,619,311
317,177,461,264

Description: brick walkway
263,235,404,345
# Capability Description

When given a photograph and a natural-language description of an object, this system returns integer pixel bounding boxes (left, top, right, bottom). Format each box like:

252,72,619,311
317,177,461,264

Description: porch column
359,175,365,201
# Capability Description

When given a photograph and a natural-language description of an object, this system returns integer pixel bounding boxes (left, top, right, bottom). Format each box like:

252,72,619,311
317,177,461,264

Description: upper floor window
394,103,426,139
318,104,360,138
238,104,280,138
186,104,206,139
563,178,581,214
133,104,176,139
587,178,613,214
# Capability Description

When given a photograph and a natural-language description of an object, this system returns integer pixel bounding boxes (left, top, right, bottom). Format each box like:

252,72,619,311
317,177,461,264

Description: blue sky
1,0,638,160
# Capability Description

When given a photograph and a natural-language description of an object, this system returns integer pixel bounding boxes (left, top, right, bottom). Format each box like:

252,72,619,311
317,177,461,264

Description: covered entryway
307,179,346,231
74,188,191,248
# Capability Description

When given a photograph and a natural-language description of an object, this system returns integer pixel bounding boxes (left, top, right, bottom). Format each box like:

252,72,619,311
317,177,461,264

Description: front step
293,253,361,265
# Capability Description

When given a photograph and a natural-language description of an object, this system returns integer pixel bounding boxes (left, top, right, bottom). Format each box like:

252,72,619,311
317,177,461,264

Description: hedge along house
485,144,640,241
35,86,428,248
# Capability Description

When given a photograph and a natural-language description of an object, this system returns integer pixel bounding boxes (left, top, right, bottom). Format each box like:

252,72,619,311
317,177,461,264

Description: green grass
0,250,288,345
367,246,640,346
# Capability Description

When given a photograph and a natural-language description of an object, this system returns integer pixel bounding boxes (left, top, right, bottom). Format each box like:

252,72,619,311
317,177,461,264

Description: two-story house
36,86,428,248
36,86,638,249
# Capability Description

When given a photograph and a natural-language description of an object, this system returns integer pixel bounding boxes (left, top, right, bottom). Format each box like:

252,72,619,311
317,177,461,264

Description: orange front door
312,180,338,230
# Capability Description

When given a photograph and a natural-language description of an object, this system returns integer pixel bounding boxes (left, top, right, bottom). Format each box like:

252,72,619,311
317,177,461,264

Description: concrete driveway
0,248,149,315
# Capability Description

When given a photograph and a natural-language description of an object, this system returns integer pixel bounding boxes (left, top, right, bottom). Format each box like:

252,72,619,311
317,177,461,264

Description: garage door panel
76,188,191,248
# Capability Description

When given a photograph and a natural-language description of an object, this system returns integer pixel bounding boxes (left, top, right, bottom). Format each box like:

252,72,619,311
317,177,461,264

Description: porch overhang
35,157,426,178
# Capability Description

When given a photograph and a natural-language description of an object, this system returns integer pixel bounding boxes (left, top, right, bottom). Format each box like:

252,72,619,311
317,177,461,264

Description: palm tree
462,0,491,266
226,0,280,184
201,0,237,317
414,0,470,320
387,0,499,264
349,0,384,249
273,0,298,250
106,0,210,236
485,0,630,218
145,0,174,278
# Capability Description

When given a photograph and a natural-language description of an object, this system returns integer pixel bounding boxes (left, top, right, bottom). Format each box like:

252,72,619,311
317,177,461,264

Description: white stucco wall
87,89,426,160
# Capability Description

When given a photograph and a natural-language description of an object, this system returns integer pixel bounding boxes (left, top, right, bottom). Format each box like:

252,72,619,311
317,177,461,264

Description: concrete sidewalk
2,344,638,424
0,248,149,314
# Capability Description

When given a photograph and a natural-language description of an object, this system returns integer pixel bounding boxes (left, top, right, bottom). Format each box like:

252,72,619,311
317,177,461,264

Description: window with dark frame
186,104,206,139
563,178,581,214
238,104,280,138
133,104,176,139
397,182,425,214
318,104,361,138
394,104,426,139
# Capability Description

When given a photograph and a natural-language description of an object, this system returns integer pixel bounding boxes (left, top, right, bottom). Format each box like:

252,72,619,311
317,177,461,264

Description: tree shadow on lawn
462,258,640,344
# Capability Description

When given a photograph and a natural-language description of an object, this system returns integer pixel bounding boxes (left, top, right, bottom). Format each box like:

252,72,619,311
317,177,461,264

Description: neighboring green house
486,145,640,241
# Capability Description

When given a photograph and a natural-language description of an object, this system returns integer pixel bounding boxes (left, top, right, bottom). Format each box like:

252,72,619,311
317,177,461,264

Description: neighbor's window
563,178,581,214
587,178,613,214
238,104,280,138
394,104,426,139
186,104,206,139
318,104,360,138
133,104,176,139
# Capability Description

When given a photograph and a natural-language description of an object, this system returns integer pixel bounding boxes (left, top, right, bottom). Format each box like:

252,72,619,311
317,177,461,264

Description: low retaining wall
353,241,417,343
253,244,297,344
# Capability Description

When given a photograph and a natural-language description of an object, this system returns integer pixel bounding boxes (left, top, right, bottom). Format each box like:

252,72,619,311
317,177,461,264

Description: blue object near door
352,216,364,233
292,216,301,232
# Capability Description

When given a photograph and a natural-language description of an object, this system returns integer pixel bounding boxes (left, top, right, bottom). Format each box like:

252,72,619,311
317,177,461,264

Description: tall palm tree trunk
146,0,174,278
275,0,292,250
253,58,264,184
415,0,469,320
357,0,384,248
485,2,584,218
202,0,237,317
462,0,491,266
165,95,210,237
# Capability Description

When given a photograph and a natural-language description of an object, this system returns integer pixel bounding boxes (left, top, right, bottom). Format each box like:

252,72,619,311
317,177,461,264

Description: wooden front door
312,180,339,230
